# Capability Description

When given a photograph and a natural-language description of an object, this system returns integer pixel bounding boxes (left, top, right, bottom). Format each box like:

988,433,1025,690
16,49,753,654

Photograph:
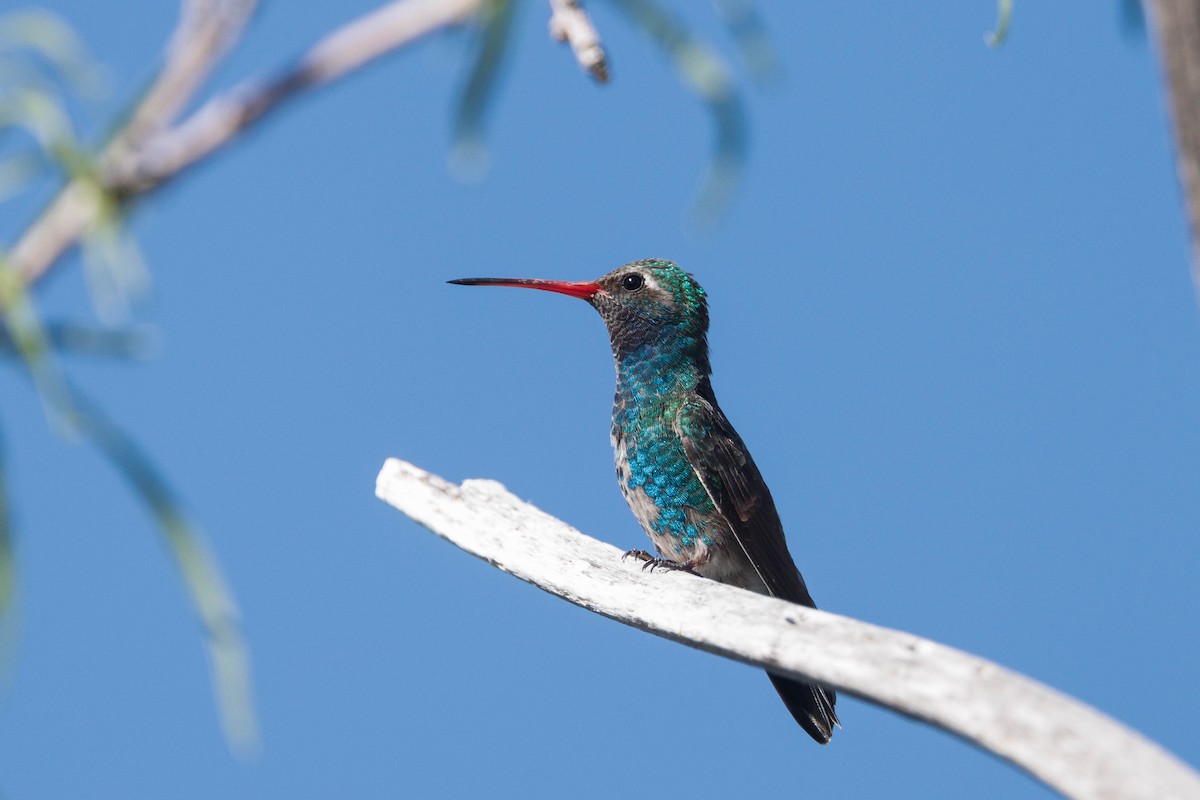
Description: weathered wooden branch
376,457,1200,800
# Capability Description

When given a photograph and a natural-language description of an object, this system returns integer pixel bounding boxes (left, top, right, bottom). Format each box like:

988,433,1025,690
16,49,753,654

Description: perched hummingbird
450,259,838,743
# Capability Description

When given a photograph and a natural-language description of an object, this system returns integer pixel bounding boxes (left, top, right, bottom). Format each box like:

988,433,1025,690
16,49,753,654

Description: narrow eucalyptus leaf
0,255,79,433
62,387,260,757
986,0,1013,47
0,10,108,97
711,0,782,83
0,323,156,359
608,0,747,224
449,0,517,183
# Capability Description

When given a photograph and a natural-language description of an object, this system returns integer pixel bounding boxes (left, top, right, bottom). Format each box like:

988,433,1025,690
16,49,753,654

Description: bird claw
644,557,697,574
622,549,699,575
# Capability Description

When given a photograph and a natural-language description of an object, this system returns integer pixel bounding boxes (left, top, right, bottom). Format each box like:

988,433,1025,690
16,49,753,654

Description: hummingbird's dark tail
767,672,839,744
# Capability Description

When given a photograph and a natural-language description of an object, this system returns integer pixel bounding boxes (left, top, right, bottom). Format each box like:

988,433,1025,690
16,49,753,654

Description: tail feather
768,672,839,744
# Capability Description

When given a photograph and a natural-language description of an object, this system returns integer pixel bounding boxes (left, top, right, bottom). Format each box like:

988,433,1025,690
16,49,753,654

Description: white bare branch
300,0,478,84
8,0,484,287
376,457,1200,800
9,0,261,287
107,0,482,193
115,0,259,147
548,0,609,82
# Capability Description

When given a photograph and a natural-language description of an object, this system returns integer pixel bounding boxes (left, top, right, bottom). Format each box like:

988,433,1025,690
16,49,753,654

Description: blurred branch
110,0,258,151
116,0,480,188
376,457,1200,800
8,0,483,289
548,0,609,82
1146,0,1200,303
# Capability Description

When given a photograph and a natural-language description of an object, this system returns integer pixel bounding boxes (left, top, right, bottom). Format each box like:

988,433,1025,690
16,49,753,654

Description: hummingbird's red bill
448,277,601,300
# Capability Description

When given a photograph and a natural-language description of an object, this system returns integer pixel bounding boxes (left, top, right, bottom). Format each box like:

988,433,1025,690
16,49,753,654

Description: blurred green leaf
450,0,517,183
986,0,1013,47
0,9,107,98
0,8,108,206
2,203,248,758
61,384,260,758
712,0,782,84
81,193,152,322
0,254,79,432
0,85,94,218
608,0,747,225
0,148,43,201
1120,0,1145,40
0,322,156,359
0,99,149,318
0,86,80,156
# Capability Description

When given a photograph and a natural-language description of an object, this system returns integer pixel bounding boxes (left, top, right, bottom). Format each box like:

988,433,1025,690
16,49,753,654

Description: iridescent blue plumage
449,260,839,744
612,334,717,557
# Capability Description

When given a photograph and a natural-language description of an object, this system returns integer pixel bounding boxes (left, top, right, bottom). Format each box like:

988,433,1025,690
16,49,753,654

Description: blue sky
2,2,1198,798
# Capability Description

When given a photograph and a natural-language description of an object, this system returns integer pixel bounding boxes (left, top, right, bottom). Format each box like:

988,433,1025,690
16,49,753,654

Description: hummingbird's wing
677,396,839,743
676,397,816,607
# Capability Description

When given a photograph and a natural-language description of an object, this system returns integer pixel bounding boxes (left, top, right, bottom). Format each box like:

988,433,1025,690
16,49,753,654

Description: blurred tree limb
1146,0,1200,302
549,0,609,81
8,0,481,288
9,0,756,288
376,458,1200,800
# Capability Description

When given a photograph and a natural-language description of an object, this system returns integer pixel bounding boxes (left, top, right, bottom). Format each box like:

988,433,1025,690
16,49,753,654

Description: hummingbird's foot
621,550,700,574
640,557,698,575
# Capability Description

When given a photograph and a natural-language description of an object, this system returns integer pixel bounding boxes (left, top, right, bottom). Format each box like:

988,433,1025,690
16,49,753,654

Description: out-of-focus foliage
608,0,747,224
450,0,518,183
450,0,779,225
0,9,101,201
0,8,258,757
712,0,782,84
986,0,1013,47
1120,0,1145,39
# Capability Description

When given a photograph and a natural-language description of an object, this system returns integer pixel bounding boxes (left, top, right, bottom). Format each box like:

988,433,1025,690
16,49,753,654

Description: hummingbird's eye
621,273,645,292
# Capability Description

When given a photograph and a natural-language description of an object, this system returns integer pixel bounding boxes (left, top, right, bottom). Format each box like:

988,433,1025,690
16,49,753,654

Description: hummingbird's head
450,259,709,357
589,259,709,354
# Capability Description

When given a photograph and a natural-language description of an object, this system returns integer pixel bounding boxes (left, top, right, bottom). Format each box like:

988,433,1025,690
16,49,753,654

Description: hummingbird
450,259,838,743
